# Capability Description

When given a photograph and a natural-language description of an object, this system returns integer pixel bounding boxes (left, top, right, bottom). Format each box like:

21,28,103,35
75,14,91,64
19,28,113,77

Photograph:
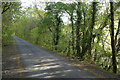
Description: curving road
12,35,98,78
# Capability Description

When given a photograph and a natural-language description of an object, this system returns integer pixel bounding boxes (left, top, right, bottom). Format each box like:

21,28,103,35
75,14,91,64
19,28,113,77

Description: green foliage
2,2,21,46
6,1,120,74
31,27,39,38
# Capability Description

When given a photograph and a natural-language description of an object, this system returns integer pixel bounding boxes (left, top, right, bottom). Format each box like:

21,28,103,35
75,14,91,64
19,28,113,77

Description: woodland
2,1,120,75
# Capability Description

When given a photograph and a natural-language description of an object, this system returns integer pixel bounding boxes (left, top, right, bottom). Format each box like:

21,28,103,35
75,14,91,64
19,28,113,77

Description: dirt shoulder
2,40,22,78
39,46,120,79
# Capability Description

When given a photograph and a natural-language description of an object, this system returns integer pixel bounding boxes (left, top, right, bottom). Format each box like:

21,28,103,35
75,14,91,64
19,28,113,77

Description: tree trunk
71,15,75,54
110,2,117,73
88,2,96,61
67,40,71,56
94,36,100,61
55,26,59,46
55,15,61,50
76,2,81,58
81,8,87,58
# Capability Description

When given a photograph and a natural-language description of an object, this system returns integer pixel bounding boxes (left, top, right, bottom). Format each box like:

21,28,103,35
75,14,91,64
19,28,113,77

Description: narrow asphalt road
13,35,98,78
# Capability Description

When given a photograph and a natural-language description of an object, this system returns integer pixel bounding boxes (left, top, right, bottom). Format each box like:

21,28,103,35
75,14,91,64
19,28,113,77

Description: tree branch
2,3,11,14
48,27,53,33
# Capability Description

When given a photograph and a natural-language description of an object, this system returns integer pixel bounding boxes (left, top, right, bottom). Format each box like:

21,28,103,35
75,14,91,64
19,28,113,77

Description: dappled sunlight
25,64,61,72
11,35,98,78
20,56,84,78
41,58,58,62
29,72,48,77
18,50,81,78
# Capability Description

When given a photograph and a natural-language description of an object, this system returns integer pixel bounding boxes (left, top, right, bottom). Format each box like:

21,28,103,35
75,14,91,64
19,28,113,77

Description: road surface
13,35,98,78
